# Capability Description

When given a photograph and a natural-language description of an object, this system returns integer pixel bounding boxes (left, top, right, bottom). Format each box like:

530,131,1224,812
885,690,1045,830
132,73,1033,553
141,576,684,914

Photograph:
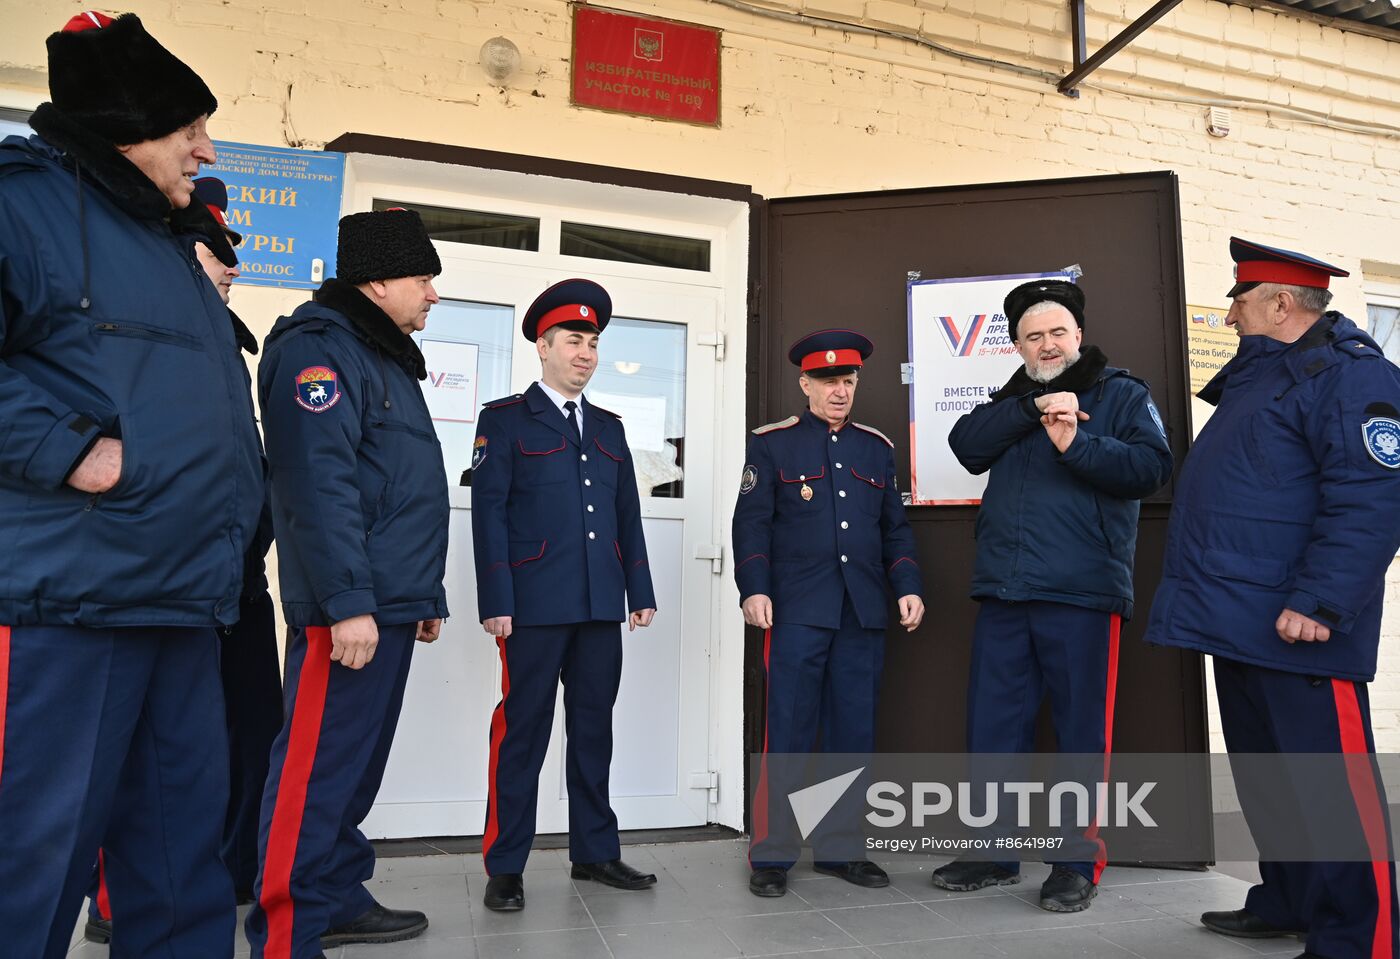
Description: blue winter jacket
1145,314,1400,682
258,279,450,628
948,346,1174,618
0,128,264,627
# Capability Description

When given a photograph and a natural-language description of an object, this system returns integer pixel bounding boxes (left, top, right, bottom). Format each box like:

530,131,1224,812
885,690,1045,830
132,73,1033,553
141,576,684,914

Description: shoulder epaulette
1341,340,1376,358
483,394,525,409
753,415,799,435
851,422,894,447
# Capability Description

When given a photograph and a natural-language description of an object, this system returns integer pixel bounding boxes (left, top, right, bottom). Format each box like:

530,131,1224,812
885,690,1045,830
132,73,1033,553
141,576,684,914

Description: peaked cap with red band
44,12,217,145
1228,236,1349,299
523,278,612,341
192,176,242,245
787,329,874,377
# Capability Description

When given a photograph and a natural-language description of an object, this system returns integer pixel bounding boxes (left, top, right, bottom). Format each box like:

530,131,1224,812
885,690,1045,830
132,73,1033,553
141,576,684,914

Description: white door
361,249,723,838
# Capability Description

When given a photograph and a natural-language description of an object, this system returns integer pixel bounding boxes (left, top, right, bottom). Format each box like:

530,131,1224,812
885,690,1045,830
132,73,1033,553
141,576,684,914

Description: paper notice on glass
420,339,480,423
588,391,668,452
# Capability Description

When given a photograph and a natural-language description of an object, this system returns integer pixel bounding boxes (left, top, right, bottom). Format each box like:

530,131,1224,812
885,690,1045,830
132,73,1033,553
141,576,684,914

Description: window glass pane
560,221,710,272
587,318,687,498
373,198,539,252
1368,303,1400,367
414,299,514,483
0,114,32,138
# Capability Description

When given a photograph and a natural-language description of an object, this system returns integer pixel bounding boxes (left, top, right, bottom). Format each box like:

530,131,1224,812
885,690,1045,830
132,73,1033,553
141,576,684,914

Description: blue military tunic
732,410,922,627
471,383,656,624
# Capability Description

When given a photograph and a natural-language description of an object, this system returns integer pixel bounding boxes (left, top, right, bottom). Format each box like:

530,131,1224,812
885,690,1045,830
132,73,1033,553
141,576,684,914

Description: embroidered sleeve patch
1147,398,1167,438
739,464,758,494
295,366,341,413
1362,416,1400,469
472,435,488,470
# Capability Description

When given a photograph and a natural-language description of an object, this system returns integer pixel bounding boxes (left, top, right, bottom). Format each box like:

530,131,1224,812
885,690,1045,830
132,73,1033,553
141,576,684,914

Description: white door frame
342,154,753,837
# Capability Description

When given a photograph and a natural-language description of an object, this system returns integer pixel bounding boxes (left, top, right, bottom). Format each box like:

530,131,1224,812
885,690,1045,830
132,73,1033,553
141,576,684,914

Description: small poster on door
420,339,480,424
588,390,668,452
907,270,1077,506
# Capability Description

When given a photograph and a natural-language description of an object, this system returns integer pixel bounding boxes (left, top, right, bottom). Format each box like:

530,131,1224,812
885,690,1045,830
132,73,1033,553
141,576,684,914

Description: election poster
907,270,1077,505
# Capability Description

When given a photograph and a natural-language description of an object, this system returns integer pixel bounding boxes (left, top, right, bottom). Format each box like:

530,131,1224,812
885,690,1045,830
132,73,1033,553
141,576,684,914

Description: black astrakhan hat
45,12,217,145
336,208,442,284
522,278,612,341
1004,279,1086,341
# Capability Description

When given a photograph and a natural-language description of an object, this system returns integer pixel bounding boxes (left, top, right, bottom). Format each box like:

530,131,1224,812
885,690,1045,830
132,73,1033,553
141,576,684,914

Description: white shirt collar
536,380,584,432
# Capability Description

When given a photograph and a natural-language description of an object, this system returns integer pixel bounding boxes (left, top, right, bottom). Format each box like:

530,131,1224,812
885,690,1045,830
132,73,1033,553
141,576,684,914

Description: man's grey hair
1255,282,1333,313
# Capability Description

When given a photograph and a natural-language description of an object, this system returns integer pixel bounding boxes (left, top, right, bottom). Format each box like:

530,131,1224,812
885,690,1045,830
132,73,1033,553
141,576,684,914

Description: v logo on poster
937,314,988,357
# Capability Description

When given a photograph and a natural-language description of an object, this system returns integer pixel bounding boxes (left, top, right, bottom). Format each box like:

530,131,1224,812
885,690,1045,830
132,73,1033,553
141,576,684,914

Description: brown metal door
749,173,1207,856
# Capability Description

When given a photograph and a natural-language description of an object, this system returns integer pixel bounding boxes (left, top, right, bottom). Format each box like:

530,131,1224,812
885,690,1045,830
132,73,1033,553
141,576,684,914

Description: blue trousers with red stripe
0,624,234,959
482,621,623,875
750,597,886,870
1215,657,1399,959
244,622,416,959
965,600,1120,881
90,590,284,920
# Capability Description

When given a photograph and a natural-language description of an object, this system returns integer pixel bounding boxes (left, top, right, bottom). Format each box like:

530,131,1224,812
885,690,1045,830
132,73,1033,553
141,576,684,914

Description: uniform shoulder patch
851,422,894,447
472,435,488,470
483,394,525,410
1362,416,1400,469
752,415,799,435
294,366,341,413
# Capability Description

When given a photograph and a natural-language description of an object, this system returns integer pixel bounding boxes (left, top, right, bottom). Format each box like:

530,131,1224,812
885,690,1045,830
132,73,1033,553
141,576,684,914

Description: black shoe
814,860,890,888
484,873,524,911
1039,865,1097,912
749,867,788,897
930,860,1020,891
320,903,428,946
570,859,657,890
1201,909,1305,939
83,916,112,944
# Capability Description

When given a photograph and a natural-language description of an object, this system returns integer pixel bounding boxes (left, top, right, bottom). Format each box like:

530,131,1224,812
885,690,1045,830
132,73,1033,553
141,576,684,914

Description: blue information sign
206,141,345,290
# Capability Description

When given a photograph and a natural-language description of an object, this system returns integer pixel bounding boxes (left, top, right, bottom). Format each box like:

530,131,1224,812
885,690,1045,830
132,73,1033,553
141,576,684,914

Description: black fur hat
337,208,442,284
44,12,217,145
1003,279,1086,341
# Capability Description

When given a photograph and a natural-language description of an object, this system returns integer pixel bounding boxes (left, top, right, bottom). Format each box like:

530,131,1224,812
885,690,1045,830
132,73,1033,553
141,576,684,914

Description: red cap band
801,348,863,372
1235,260,1333,290
537,303,600,337
205,204,228,228
63,11,114,32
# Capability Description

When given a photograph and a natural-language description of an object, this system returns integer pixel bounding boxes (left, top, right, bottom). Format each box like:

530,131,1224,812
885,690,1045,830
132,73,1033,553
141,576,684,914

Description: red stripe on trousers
0,625,9,790
260,626,333,959
1088,613,1121,884
97,849,112,920
481,635,510,873
748,628,773,867
1332,679,1393,959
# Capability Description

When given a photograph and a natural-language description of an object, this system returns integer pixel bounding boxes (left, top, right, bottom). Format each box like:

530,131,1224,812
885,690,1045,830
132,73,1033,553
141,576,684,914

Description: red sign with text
571,6,721,126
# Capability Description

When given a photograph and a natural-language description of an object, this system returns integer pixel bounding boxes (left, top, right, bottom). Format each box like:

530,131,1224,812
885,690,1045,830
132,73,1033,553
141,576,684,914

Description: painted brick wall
3,0,1398,746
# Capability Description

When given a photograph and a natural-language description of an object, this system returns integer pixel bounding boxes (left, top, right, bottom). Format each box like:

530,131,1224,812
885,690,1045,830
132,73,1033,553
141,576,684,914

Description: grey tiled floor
67,840,1302,958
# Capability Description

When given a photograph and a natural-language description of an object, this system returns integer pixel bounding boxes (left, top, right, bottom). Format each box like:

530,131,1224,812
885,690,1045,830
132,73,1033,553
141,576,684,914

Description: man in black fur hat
936,280,1173,912
0,12,263,958
245,208,449,958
